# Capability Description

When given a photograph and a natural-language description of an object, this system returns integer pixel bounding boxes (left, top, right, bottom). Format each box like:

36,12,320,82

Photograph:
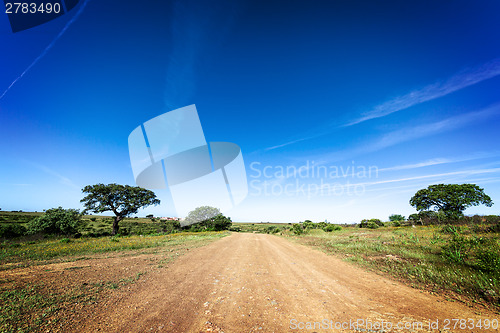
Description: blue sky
1,0,500,223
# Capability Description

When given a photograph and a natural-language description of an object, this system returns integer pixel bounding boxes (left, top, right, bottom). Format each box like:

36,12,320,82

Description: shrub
485,215,500,224
441,234,475,263
360,219,382,228
476,244,500,273
26,207,81,235
291,223,304,235
185,214,232,231
324,224,342,232
408,213,420,224
90,217,97,222
389,214,405,222
265,226,280,234
0,223,26,238
160,220,181,234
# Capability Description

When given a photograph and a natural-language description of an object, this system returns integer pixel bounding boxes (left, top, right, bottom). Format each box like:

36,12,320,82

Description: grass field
285,224,500,310
0,232,228,268
0,210,181,238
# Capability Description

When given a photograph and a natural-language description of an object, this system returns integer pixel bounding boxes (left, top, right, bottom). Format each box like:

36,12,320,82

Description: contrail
0,0,90,101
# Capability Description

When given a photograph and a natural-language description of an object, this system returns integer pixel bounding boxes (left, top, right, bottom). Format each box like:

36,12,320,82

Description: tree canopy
389,214,405,222
409,184,493,219
27,207,81,235
183,206,232,231
81,184,160,235
183,206,221,226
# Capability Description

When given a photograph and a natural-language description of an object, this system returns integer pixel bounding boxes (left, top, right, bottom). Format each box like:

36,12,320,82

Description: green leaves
184,206,221,225
410,184,493,219
26,207,81,235
80,184,160,235
81,184,160,217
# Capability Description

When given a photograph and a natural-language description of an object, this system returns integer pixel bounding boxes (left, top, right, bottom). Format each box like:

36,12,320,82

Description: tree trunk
112,216,121,235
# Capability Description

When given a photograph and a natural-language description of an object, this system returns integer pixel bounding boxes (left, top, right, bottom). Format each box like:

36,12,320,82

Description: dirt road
75,233,499,332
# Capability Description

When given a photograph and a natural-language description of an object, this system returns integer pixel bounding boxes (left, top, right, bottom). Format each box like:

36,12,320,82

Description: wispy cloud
264,137,314,151
34,164,80,190
303,103,500,164
378,151,500,172
0,0,90,101
362,103,500,153
262,58,500,152
345,57,500,126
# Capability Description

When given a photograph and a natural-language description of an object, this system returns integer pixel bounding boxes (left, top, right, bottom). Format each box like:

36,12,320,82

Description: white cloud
378,152,500,172
345,57,500,126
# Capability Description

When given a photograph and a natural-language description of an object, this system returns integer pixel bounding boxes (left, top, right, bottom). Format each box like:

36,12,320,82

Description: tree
389,214,405,222
201,214,232,231
410,184,493,220
183,206,232,231
183,206,221,226
81,184,160,235
27,207,81,235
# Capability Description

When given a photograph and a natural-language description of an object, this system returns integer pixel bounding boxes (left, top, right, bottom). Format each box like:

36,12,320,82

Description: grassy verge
0,231,228,332
0,232,228,267
285,226,500,310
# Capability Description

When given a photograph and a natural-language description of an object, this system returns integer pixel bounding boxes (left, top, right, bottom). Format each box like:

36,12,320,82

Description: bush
291,223,304,235
476,244,500,273
265,226,280,234
441,234,475,263
360,219,383,228
408,213,420,221
0,223,26,238
26,207,81,235
323,224,342,232
185,213,232,231
160,220,181,234
389,214,405,222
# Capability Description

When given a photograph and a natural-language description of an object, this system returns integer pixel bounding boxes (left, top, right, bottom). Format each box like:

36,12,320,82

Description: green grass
286,225,500,309
0,231,228,332
0,211,181,237
0,232,228,268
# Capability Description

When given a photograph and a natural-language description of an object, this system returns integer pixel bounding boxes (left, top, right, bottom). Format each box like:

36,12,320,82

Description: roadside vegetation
282,183,499,310
0,189,232,333
285,217,500,309
0,231,227,333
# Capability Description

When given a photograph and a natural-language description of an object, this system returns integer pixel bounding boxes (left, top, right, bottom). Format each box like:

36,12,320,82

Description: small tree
410,184,493,220
183,206,221,226
183,206,232,231
201,214,232,231
81,184,160,235
27,207,81,235
389,214,405,222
